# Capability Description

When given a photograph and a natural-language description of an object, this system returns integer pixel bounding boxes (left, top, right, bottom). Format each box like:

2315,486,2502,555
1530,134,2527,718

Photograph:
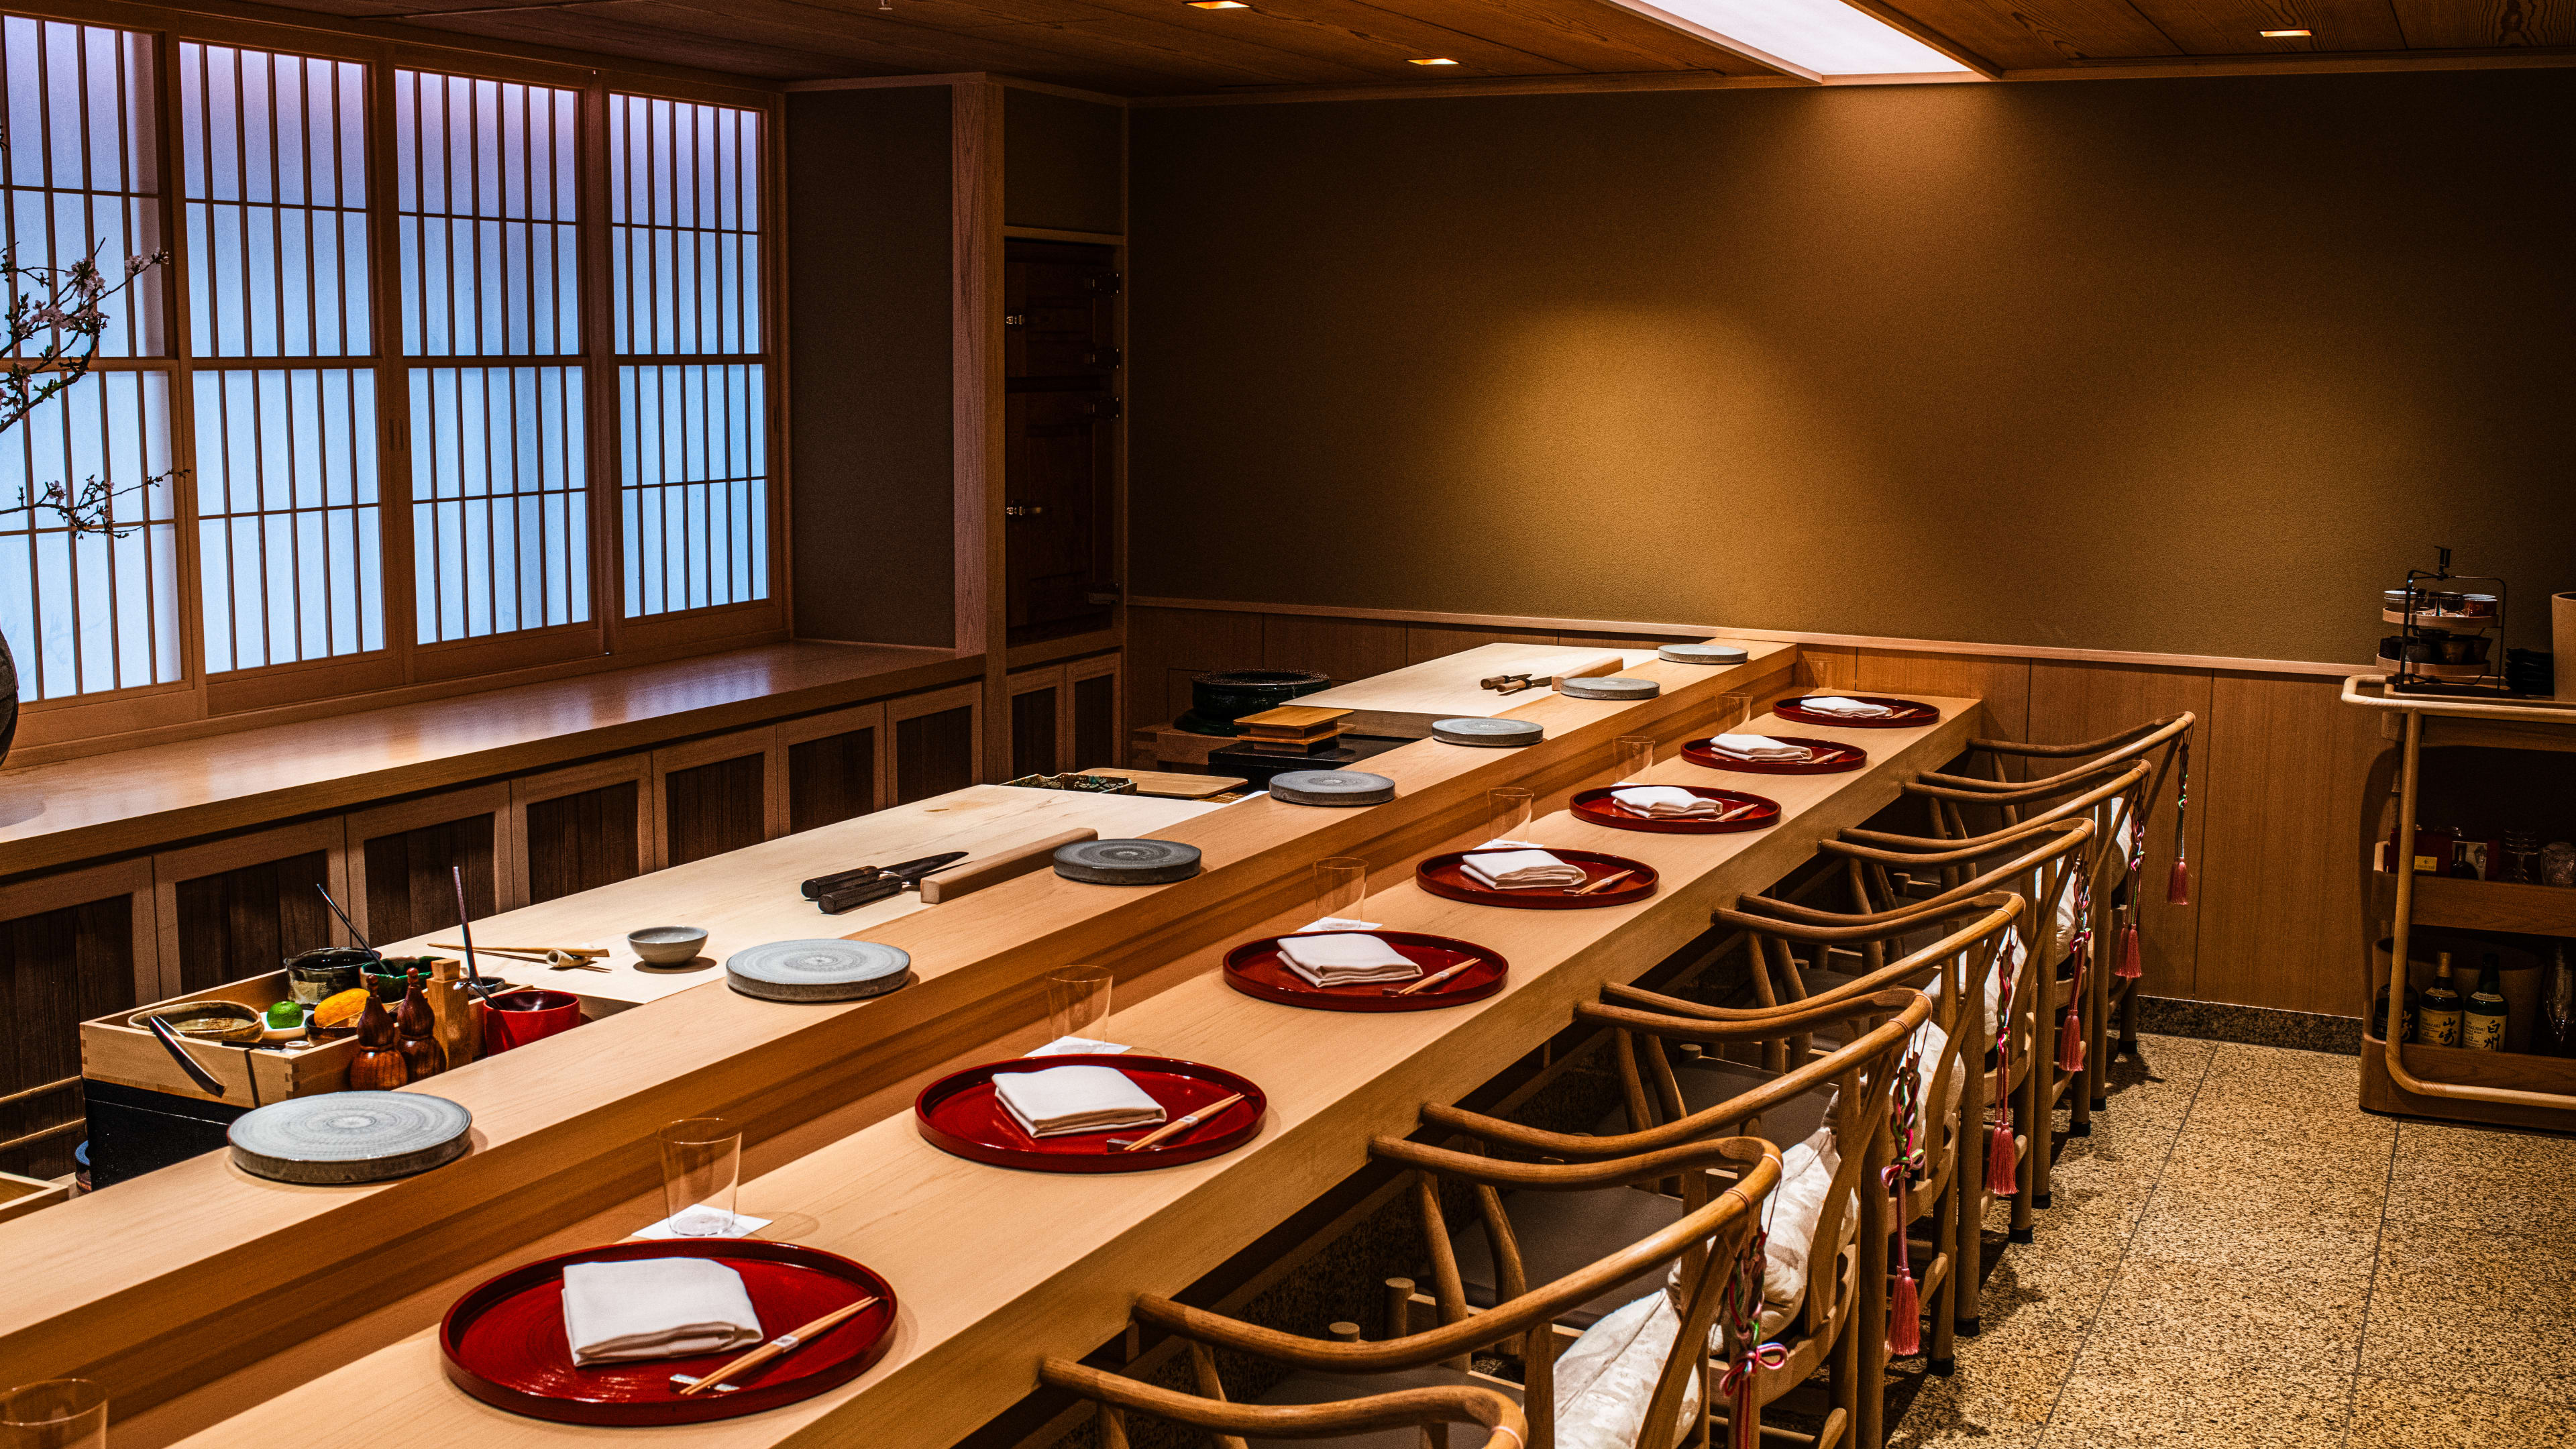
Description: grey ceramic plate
229,1091,473,1185
1432,717,1544,748
1556,676,1660,700
726,938,913,1003
1056,838,1204,885
1269,770,1397,807
1658,643,1749,666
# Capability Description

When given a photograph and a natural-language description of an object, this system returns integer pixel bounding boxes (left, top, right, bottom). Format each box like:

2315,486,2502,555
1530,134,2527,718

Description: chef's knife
814,851,969,914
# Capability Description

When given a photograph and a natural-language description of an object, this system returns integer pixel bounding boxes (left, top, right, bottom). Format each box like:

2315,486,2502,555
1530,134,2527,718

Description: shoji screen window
398,70,588,663
180,42,381,685
1,19,180,705
610,95,769,621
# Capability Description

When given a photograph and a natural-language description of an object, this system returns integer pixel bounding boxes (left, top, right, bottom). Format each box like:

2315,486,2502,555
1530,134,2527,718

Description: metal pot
1177,669,1330,736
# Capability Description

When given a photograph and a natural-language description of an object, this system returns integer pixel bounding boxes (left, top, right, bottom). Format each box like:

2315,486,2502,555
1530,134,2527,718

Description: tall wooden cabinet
1004,237,1121,645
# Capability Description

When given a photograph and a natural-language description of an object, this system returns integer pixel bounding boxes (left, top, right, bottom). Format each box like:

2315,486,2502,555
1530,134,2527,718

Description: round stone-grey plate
229,1091,473,1185
1432,717,1544,748
1557,676,1661,701
727,938,913,1003
1659,643,1749,666
1056,838,1204,885
1270,769,1396,807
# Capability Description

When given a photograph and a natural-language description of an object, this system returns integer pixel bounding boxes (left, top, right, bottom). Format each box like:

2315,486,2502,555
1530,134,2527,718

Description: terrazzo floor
1886,1033,2576,1448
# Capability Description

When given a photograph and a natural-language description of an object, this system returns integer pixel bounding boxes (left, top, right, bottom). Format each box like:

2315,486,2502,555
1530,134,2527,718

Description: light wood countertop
1,637,1800,1441
162,692,1978,1449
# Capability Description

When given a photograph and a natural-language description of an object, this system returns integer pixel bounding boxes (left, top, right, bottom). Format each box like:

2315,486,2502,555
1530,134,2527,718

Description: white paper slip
1711,733,1811,761
1027,1036,1135,1057
1462,848,1588,890
994,1064,1166,1137
1297,916,1383,933
1611,785,1721,818
561,1257,764,1366
1275,932,1421,988
632,1210,775,1242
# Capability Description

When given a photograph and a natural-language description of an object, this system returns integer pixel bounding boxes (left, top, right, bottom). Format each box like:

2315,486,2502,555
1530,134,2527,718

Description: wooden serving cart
2346,674,2576,1130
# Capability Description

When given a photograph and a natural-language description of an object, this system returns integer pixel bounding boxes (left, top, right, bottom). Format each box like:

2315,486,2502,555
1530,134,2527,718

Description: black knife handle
817,873,906,914
802,865,885,900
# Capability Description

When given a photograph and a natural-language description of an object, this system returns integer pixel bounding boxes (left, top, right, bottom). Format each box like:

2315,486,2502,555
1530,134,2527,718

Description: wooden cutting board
1077,768,1249,799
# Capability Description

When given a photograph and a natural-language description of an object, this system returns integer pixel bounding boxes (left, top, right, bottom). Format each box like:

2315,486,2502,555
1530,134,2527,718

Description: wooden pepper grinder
349,991,409,1090
427,958,480,1069
397,969,444,1080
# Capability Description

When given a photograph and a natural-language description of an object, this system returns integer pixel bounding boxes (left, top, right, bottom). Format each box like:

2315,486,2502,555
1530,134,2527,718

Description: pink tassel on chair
2165,740,2192,906
1886,1167,1921,1356
2116,920,2143,981
2167,855,2191,906
2057,1004,2086,1074
1987,1113,2019,1197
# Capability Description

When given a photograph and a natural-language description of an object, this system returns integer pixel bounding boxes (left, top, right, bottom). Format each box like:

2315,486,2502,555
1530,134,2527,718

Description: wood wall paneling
892,683,986,804
1123,604,1267,729
151,822,353,1000
1855,648,2033,745
1008,669,1063,777
2024,659,2214,1000
653,728,786,869
1003,87,1125,235
1402,622,1560,665
1068,652,1122,769
1260,612,1409,683
344,784,518,932
2193,672,2394,1016
780,702,893,833
0,861,154,1179
511,759,656,907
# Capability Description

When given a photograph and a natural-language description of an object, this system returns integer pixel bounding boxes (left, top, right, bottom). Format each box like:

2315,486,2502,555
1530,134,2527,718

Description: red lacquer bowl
440,1239,896,1426
1680,735,1869,775
915,1055,1266,1172
1415,849,1658,910
1569,786,1780,834
1224,930,1507,1012
1772,696,1941,729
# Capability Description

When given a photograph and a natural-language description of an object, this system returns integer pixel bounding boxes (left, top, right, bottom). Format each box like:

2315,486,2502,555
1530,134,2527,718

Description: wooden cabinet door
1002,241,1118,381
1004,388,1118,636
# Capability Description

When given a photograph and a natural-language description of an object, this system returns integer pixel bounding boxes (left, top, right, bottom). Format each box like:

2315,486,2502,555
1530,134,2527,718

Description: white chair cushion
1554,1290,1697,1449
1666,1124,1851,1343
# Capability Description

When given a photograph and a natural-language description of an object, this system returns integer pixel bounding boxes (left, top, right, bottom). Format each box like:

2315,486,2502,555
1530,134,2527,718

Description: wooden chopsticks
1570,868,1636,896
676,1296,880,1396
1385,957,1485,997
1112,1092,1246,1152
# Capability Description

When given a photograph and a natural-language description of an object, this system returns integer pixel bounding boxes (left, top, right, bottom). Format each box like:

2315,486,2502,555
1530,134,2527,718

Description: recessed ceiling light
1409,57,1460,65
1188,2,1248,9
1620,0,1970,78
2261,28,2311,37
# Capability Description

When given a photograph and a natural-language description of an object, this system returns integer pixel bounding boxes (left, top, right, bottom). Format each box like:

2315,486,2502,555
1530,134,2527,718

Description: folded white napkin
560,1257,763,1366
1275,932,1422,987
1710,733,1811,761
1797,696,1893,718
994,1064,1166,1138
1610,786,1719,818
1463,847,1588,890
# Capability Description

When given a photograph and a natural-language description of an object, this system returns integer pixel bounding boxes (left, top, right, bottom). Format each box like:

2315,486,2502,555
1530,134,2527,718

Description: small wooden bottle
427,958,481,1069
397,970,445,1079
349,991,409,1090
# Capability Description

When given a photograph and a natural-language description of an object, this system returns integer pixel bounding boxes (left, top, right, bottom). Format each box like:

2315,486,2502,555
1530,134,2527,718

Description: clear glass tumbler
1311,857,1368,924
1046,965,1115,1044
659,1117,742,1237
1487,787,1534,842
1614,735,1656,782
1,1381,106,1449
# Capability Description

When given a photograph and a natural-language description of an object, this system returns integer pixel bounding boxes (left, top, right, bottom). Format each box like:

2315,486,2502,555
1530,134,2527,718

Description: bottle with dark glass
2464,954,2508,1052
2542,942,2576,1058
2373,975,2418,1044
2420,951,2464,1047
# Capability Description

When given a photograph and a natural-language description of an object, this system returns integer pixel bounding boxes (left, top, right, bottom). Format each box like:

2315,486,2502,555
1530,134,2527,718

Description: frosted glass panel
411,366,587,643
2,16,166,358
620,364,766,618
0,373,180,700
395,71,579,358
179,43,369,359
193,368,381,672
608,95,759,357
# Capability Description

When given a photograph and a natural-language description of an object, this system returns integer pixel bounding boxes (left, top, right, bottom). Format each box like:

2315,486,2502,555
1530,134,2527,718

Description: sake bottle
2463,954,2508,1052
2419,952,2464,1047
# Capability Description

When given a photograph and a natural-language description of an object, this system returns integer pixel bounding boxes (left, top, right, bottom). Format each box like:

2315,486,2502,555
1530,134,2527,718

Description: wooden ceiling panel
1401,0,1780,74
2132,1,2412,54
1858,0,2183,68
2390,0,2576,49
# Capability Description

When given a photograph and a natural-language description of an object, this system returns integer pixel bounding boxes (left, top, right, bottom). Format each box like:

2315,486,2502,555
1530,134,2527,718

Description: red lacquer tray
916,1055,1266,1172
1224,930,1508,1012
1570,785,1780,835
1415,849,1658,910
1772,695,1941,729
1682,735,1868,775
440,1239,897,1426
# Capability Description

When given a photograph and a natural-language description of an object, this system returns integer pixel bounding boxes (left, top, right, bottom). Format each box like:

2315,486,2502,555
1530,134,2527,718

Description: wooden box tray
915,1055,1266,1171
1223,930,1507,1012
1681,735,1868,775
1568,786,1780,834
441,1239,897,1426
1415,849,1658,910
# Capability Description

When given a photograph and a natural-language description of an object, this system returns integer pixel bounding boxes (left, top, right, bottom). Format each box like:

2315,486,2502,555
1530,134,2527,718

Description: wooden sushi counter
0,639,1982,1449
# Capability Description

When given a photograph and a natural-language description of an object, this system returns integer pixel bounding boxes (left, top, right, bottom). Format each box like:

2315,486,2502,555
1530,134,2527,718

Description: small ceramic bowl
629,926,709,965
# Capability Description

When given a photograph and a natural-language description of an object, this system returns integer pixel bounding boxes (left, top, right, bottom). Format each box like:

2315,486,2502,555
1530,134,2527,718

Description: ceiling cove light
1409,56,1460,64
2260,28,2312,37
1187,2,1248,9
1615,0,1971,77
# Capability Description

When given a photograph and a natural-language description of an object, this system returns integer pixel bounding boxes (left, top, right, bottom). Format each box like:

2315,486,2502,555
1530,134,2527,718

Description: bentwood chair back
1038,1359,1527,1449
1421,987,1941,1449
1126,1136,1784,1449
